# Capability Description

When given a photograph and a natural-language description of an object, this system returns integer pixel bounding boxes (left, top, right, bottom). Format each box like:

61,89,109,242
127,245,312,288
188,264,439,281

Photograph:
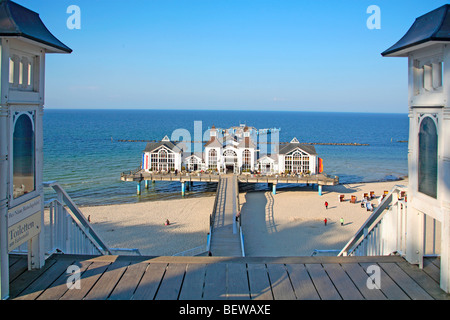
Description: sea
43,109,409,207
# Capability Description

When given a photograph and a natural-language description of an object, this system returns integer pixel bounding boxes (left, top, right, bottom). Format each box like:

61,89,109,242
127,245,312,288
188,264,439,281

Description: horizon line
44,107,408,115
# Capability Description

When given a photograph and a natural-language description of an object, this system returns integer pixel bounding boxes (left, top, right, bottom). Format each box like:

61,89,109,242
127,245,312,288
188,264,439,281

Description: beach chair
384,190,389,195
351,195,357,204
370,191,375,199
363,192,368,199
339,194,345,202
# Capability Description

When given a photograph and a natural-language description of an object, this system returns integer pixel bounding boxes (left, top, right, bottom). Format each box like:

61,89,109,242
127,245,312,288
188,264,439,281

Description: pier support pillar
181,181,186,197
144,180,149,189
318,185,323,196
272,183,277,195
137,181,141,195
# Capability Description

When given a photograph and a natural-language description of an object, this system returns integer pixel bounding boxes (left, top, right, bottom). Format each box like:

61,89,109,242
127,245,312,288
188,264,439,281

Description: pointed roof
204,136,222,148
382,5,450,57
0,0,72,53
279,143,317,155
143,138,182,153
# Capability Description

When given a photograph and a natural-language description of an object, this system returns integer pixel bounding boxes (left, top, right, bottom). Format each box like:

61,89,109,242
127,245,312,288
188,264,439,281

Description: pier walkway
209,175,242,257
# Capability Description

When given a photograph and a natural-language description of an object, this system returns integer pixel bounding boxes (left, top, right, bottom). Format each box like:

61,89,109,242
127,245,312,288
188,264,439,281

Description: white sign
8,211,41,252
8,196,41,227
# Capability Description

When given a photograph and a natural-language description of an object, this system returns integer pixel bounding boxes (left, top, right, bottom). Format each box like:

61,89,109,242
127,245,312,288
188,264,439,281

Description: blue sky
15,0,450,112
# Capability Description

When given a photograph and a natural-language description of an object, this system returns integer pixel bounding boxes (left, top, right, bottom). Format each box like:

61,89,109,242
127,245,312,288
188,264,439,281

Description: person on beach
340,217,344,226
324,201,328,209
165,219,170,226
324,218,327,226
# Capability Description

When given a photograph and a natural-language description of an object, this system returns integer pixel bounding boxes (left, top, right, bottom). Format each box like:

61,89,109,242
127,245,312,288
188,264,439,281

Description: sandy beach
61,178,407,257
77,197,215,256
241,179,408,257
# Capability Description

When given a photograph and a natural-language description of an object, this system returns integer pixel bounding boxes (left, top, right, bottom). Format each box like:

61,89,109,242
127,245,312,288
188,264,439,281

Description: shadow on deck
8,254,450,300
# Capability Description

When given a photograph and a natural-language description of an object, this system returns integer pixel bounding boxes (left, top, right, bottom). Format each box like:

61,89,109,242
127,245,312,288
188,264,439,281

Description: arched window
13,113,35,198
208,149,217,169
242,149,251,171
418,116,438,198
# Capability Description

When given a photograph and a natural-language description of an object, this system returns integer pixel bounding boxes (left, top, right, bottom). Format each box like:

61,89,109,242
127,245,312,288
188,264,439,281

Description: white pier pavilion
142,125,320,176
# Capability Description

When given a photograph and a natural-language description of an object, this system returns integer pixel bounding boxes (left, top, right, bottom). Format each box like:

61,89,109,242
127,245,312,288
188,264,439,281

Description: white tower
0,0,71,299
382,4,450,293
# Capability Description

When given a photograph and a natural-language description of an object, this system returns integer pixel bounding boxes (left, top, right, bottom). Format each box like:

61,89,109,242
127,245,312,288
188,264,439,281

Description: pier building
142,124,320,175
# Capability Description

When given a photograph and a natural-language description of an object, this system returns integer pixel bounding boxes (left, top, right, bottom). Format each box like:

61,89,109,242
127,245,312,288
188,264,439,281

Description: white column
441,206,450,293
405,207,425,268
0,39,11,300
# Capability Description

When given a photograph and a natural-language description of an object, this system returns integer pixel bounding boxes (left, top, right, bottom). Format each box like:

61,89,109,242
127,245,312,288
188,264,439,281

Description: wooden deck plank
247,264,273,300
14,258,75,300
423,258,441,283
179,263,207,300
108,262,148,300
396,261,450,300
155,263,186,300
132,263,167,300
84,260,130,300
59,261,111,300
9,258,57,299
267,264,296,300
37,260,93,300
203,263,227,300
285,264,320,300
341,263,387,300
9,256,28,283
379,262,433,300
323,264,364,300
9,254,450,301
305,264,341,300
359,262,410,300
226,263,250,300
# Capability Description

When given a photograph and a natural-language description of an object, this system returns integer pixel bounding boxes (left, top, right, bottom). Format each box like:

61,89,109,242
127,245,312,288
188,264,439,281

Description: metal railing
236,176,245,257
339,185,408,257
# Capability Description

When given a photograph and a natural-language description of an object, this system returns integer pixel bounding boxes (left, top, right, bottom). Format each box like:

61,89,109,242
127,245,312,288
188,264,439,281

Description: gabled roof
204,136,223,148
279,143,317,155
143,140,181,153
0,0,72,53
382,4,450,57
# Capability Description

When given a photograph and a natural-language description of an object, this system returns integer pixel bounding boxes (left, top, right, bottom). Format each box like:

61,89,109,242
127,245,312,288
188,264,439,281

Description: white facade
0,1,71,299
405,44,450,293
382,5,450,292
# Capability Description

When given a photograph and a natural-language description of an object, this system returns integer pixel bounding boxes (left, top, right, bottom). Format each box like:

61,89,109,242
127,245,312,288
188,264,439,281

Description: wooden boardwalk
209,175,242,257
8,254,450,300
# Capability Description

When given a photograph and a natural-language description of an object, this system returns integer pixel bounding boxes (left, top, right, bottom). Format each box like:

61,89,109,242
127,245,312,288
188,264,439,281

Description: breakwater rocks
115,139,370,146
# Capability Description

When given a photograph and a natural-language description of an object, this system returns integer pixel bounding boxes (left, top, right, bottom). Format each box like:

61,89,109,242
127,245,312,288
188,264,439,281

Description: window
9,57,15,84
242,149,251,171
284,149,310,173
9,53,36,91
418,116,438,198
13,113,35,199
208,149,217,170
414,59,444,95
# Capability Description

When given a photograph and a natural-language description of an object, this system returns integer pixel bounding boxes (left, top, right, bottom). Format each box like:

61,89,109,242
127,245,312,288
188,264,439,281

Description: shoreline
71,175,408,209
55,178,408,257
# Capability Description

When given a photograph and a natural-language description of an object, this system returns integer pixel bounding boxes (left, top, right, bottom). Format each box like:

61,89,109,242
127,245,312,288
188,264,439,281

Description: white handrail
339,185,407,257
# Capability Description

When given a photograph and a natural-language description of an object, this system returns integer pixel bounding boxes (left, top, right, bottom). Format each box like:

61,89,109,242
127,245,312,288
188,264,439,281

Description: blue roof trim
382,5,450,57
0,0,72,53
